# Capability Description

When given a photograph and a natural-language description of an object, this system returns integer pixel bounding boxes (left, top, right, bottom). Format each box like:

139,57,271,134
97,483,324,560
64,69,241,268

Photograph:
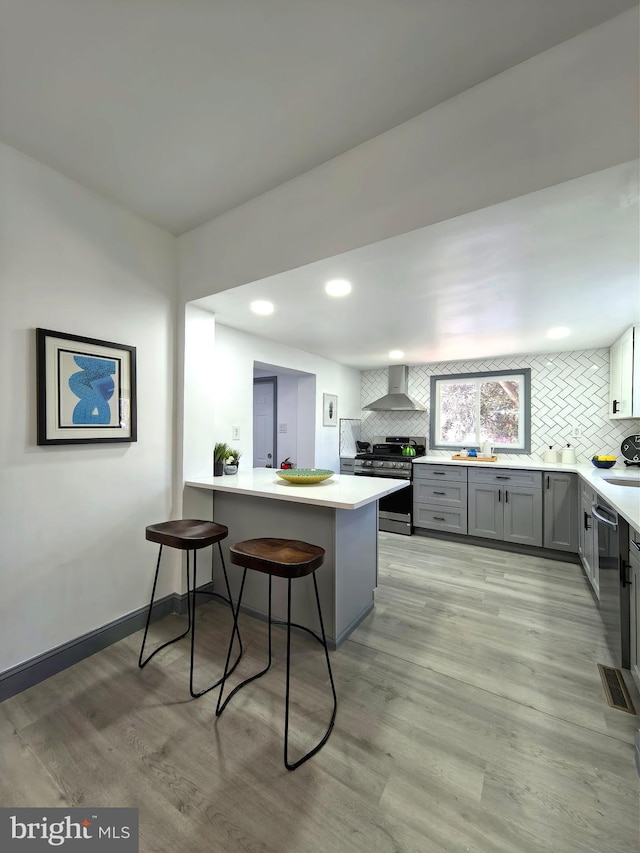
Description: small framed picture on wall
36,328,137,445
323,393,338,426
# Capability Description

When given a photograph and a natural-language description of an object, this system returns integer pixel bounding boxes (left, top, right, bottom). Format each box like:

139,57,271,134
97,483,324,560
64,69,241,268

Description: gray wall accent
0,583,215,703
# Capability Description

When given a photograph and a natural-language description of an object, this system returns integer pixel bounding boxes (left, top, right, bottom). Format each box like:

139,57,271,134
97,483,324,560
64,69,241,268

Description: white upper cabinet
609,325,640,419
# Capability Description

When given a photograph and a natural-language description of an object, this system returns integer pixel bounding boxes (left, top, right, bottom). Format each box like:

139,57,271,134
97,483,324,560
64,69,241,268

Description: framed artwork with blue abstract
36,329,137,445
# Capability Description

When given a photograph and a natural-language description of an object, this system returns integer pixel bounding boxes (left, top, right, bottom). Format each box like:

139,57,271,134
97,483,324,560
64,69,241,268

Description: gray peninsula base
185,488,379,648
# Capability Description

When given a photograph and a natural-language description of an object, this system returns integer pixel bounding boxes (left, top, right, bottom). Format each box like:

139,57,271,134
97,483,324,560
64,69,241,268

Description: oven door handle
591,504,618,530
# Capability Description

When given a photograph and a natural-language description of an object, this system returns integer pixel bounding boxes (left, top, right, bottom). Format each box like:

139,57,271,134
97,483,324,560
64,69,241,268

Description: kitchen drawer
413,464,467,482
414,480,467,507
340,457,355,474
414,503,468,534
467,467,542,489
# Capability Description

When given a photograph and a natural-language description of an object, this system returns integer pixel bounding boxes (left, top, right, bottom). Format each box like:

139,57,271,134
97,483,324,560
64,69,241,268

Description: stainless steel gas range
354,436,426,535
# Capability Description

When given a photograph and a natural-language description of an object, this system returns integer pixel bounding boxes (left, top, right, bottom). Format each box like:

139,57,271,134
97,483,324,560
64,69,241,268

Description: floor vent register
597,664,636,715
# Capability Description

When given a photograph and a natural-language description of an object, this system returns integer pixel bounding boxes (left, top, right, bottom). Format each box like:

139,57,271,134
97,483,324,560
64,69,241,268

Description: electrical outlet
571,426,582,438
279,423,287,433
232,426,240,440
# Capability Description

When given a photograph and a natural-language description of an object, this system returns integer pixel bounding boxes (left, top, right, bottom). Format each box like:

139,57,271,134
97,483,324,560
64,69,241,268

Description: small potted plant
224,448,241,475
213,442,229,476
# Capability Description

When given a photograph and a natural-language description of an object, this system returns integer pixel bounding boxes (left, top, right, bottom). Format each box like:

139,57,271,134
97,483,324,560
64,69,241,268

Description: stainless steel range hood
363,365,426,411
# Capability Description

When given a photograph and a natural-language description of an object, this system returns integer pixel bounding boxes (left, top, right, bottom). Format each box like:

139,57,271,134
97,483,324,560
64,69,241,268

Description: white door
253,379,276,467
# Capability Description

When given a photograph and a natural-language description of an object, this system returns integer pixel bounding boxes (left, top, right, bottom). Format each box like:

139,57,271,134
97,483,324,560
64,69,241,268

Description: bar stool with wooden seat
138,519,242,698
216,537,337,770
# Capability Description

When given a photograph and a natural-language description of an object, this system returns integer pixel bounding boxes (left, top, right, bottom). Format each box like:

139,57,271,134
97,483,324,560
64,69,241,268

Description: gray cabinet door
468,483,503,540
579,489,596,590
503,486,542,547
543,473,578,552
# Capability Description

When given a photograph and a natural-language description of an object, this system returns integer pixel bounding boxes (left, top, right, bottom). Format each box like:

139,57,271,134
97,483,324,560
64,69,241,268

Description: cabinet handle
496,476,511,480
632,541,640,552
546,476,550,490
584,511,591,531
621,559,632,587
433,516,446,521
505,489,509,503
498,490,501,502
432,491,446,495
432,472,446,475
613,399,620,414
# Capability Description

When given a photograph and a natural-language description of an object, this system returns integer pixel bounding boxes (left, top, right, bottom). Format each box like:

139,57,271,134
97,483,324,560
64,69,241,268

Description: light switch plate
232,426,240,440
279,423,287,433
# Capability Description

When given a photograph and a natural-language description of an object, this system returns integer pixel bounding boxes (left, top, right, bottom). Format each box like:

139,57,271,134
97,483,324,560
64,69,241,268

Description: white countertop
185,467,409,510
413,456,640,530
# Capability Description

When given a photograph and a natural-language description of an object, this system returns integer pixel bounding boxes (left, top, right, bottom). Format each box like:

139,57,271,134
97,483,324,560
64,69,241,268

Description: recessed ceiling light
545,326,570,339
250,300,274,315
389,350,404,359
325,279,352,297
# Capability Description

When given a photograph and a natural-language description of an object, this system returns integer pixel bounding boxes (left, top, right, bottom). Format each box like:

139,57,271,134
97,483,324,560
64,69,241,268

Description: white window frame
429,369,531,454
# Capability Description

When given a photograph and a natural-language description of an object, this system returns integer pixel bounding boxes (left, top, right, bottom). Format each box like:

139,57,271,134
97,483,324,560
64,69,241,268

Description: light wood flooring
1,533,639,852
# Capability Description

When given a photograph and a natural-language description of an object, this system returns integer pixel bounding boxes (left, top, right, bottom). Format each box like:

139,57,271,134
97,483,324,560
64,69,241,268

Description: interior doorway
253,376,277,467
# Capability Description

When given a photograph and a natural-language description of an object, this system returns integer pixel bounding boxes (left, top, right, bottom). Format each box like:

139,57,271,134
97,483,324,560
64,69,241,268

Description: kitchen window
429,368,531,453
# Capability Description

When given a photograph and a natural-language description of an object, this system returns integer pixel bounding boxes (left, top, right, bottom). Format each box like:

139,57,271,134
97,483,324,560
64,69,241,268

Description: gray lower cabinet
467,468,542,547
577,483,598,596
543,472,578,552
413,464,468,534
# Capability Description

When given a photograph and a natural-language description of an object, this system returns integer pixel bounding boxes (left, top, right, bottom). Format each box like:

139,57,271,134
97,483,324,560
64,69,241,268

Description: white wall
0,143,178,673
190,322,362,473
182,304,217,479
178,11,638,302
361,349,640,464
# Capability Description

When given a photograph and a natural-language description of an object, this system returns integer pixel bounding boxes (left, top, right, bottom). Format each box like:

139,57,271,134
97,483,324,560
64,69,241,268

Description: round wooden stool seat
139,518,242,698
230,538,324,578
146,519,228,550
219,536,335,770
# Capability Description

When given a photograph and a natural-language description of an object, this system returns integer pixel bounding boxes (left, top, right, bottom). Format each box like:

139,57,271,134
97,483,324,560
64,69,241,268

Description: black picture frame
36,328,137,445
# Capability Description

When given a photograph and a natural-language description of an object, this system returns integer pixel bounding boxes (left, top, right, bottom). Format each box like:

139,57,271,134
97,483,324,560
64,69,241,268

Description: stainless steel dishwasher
592,499,631,669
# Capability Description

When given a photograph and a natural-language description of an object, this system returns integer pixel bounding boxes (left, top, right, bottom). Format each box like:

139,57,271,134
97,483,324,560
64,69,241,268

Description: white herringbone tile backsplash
361,349,640,464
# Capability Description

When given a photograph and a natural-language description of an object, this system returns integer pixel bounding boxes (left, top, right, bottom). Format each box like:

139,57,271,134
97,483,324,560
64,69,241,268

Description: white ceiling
195,162,640,369
0,0,636,234
2,2,638,370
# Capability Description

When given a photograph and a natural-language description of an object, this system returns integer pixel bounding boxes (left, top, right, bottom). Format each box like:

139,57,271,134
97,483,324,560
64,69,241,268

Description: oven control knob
376,461,384,467
390,462,396,467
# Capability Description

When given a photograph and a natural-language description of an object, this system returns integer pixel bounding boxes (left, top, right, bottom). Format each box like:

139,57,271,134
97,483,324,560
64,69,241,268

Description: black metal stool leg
216,572,273,716
139,544,191,669
189,546,244,698
217,542,244,665
284,572,338,771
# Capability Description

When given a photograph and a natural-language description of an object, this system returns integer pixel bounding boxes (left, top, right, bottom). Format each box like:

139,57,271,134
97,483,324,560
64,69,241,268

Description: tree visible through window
430,370,530,452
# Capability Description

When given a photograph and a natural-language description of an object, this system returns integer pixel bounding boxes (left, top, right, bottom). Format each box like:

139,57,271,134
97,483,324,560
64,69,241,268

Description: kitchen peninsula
185,469,409,647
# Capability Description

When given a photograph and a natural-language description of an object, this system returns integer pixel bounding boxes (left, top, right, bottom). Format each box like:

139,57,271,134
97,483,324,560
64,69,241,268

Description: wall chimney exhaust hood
363,365,426,411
